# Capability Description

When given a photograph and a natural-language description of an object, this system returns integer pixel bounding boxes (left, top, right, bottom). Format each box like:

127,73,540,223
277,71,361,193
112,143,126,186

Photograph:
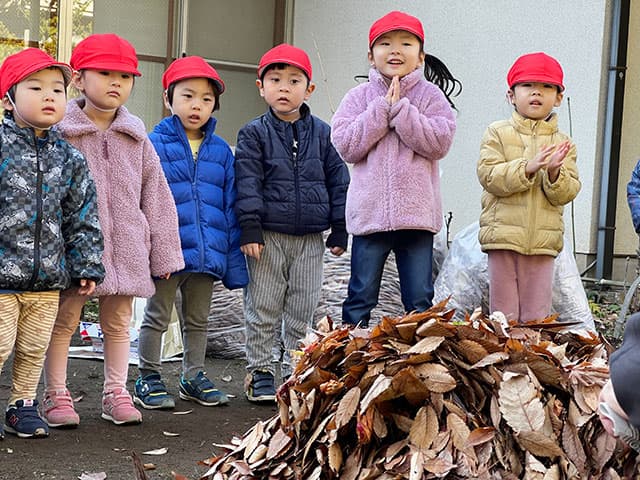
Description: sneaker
42,389,80,428
5,399,49,438
134,373,175,410
101,388,142,425
179,371,229,406
245,370,276,403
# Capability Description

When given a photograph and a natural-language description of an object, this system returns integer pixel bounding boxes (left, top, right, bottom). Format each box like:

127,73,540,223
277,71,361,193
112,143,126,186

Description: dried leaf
412,363,457,393
515,430,563,458
359,375,392,413
498,371,545,433
409,405,438,450
406,335,445,354
470,352,509,369
142,447,168,455
335,386,360,429
328,441,342,473
163,431,180,437
465,426,496,448
78,473,107,480
447,412,472,457
266,428,292,460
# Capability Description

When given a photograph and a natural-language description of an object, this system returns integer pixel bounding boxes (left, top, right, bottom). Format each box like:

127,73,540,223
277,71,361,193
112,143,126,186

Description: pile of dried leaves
201,300,638,480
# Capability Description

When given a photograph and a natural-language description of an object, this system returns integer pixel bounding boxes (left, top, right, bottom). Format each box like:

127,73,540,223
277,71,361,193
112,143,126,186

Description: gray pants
138,272,215,379
244,231,324,378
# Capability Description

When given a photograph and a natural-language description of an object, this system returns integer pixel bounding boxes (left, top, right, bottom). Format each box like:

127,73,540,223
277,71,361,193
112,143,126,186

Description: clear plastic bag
434,222,595,332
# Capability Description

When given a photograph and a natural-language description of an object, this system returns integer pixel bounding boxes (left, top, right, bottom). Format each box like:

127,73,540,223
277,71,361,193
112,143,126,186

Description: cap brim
76,62,141,76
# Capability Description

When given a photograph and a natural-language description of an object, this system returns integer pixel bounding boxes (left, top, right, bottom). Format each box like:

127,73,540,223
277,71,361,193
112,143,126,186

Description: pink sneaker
42,389,80,428
101,388,142,425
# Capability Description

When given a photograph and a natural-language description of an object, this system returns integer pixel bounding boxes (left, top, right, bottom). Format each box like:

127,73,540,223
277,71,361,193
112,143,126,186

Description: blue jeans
342,230,434,326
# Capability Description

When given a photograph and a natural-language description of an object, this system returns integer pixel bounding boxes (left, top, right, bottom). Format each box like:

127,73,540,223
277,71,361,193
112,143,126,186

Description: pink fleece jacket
331,68,456,236
58,99,184,297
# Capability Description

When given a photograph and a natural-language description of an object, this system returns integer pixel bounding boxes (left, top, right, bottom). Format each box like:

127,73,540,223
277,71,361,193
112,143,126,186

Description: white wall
293,0,609,256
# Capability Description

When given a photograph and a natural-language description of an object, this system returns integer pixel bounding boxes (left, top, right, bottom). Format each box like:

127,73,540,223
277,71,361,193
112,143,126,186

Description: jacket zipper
292,122,300,232
190,136,205,269
527,124,538,253
28,133,43,289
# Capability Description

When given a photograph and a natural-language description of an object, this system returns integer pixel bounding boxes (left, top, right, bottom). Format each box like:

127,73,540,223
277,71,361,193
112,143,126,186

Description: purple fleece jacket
58,99,184,297
331,68,456,236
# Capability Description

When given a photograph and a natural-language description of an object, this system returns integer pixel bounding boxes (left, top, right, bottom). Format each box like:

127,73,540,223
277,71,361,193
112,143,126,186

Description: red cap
162,56,225,93
369,11,424,48
0,48,71,98
71,33,141,76
507,52,564,91
258,43,312,81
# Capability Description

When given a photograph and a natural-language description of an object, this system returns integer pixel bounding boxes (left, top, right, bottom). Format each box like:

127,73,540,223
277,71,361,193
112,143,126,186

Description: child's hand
159,273,171,280
546,140,571,182
525,144,556,177
241,243,264,260
385,76,400,105
329,246,345,256
77,279,96,296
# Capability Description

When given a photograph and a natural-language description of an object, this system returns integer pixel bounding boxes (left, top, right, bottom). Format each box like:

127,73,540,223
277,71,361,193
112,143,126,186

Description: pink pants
487,250,554,323
44,293,133,394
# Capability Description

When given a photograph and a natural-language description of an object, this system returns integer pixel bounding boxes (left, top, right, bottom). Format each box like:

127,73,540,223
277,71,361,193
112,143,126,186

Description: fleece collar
60,98,147,142
368,66,425,95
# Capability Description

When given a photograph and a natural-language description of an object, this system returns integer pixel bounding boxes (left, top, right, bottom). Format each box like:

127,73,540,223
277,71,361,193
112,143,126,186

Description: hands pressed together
525,140,572,182
385,75,401,105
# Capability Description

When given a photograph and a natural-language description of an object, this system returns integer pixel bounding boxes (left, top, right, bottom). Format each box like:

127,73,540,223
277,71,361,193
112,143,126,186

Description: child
134,56,248,410
332,11,460,327
477,52,581,322
598,312,640,452
235,43,349,402
0,48,104,438
42,34,184,427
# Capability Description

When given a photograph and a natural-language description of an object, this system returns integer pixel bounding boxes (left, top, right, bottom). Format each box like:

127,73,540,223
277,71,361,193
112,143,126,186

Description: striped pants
0,291,60,405
244,231,324,378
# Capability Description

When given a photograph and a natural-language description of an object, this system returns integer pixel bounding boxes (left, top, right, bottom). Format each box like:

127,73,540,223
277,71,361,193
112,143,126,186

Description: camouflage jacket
0,114,105,291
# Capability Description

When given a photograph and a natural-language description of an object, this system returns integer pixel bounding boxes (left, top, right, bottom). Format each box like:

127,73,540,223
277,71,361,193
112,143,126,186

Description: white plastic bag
434,222,595,332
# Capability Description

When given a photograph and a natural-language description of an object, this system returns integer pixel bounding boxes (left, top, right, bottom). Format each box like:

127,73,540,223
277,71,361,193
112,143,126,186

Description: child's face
257,65,314,122
508,82,563,121
165,78,216,139
2,68,66,136
369,30,425,80
74,69,134,111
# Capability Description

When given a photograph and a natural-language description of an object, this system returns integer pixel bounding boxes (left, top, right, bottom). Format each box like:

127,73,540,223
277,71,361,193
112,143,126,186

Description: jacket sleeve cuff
326,228,348,250
240,224,264,246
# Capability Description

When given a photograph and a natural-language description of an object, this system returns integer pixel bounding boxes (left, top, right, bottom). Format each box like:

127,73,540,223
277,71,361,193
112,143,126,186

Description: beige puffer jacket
477,111,580,257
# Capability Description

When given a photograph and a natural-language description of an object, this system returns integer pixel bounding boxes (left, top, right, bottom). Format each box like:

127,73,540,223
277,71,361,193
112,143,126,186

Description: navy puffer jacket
235,104,349,248
149,116,247,289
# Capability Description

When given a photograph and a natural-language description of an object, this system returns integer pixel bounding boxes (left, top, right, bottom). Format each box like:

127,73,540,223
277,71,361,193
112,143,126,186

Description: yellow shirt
188,137,203,160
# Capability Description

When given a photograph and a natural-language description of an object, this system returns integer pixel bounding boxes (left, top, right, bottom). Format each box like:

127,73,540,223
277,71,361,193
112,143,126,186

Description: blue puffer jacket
149,115,248,289
235,104,349,248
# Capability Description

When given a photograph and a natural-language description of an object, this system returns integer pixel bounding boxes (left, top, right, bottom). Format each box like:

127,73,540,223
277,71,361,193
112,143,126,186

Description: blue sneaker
179,371,229,406
134,373,175,410
5,399,49,438
245,370,276,403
